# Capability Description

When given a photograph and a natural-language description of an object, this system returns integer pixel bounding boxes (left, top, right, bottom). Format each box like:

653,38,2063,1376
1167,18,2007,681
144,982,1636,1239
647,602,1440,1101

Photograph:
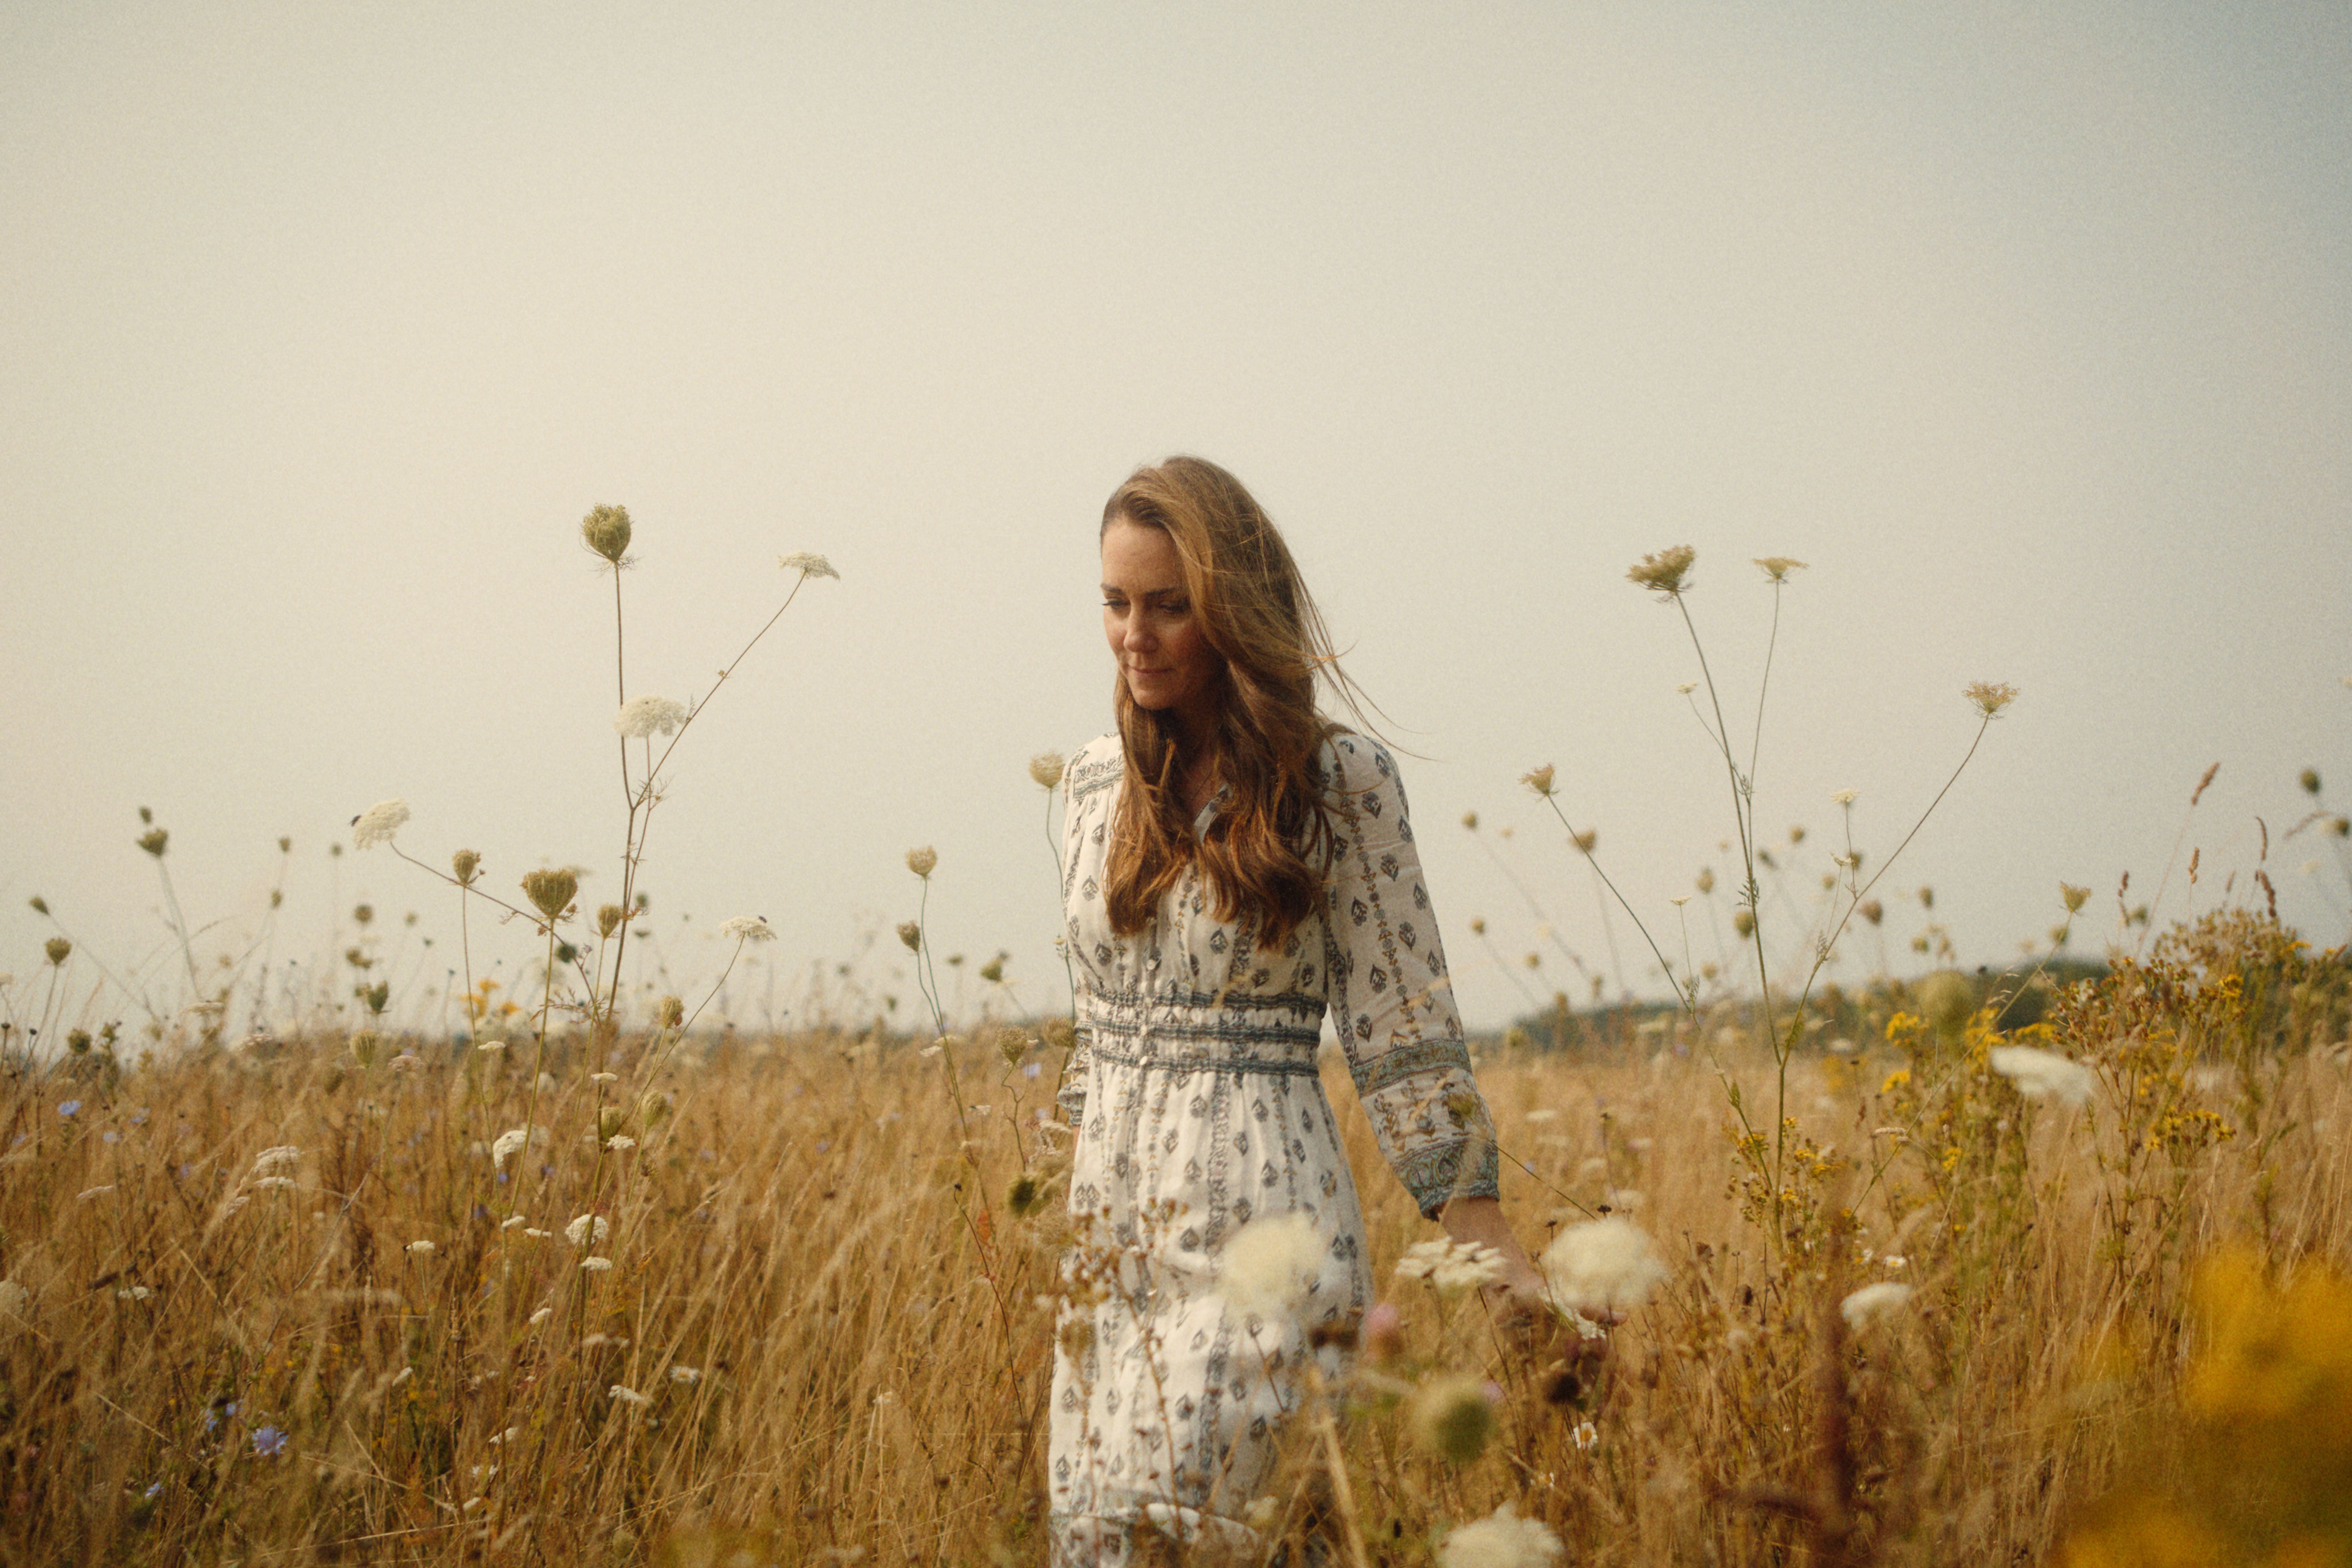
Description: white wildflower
589,1071,618,1083
1832,789,1859,806
1675,681,1697,696
778,552,839,579
405,1240,435,1257
609,1384,649,1406
580,1256,614,1273
1840,1281,1914,1329
1988,1045,2097,1107
1395,1238,1506,1291
117,1286,153,1301
501,1215,528,1230
351,799,411,850
1540,1217,1670,1316
670,1365,701,1385
1883,1254,1907,1271
522,1227,551,1239
1438,1502,1565,1568
528,1307,554,1327
614,696,688,740
252,1146,302,1174
604,1135,637,1152
719,915,777,943
491,1128,530,1166
1220,1212,1326,1318
565,1214,610,1246
1572,1421,1598,1452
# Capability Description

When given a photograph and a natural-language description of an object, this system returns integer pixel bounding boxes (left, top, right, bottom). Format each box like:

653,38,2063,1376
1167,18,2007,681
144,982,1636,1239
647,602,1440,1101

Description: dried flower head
1439,1501,1565,1568
405,1240,435,1258
580,1257,614,1273
1541,1216,1669,1316
1029,751,1066,790
1412,1374,1498,1466
137,827,169,857
653,995,685,1029
581,504,632,564
1220,1212,1325,1318
720,915,778,945
2061,882,2091,914
1964,681,2019,719
608,1384,649,1406
1840,1281,1914,1329
896,921,922,953
905,846,937,878
1520,765,1556,798
522,868,578,923
1988,1044,2096,1107
351,799,410,851
778,552,838,580
1832,789,1859,806
451,849,481,886
1695,868,1715,895
1627,545,1696,598
1732,907,1755,938
45,938,71,966
1753,557,1807,583
253,1146,301,1174
614,696,688,740
1571,829,1597,855
596,903,624,938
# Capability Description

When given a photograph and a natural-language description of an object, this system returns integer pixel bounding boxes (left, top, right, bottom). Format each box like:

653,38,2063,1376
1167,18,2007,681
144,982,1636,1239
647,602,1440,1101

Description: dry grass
7,944,2350,1565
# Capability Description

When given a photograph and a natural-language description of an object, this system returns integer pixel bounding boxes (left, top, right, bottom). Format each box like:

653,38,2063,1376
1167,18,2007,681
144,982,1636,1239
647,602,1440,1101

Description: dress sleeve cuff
1397,1136,1502,1221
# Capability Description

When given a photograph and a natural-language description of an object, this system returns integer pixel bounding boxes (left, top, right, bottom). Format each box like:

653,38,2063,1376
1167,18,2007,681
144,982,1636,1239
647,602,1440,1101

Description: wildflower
581,1257,614,1273
609,1384,649,1406
521,868,578,923
1395,1239,1507,1292
590,1071,618,1084
1964,681,2019,719
897,921,922,953
778,552,839,579
1832,789,1858,806
491,1128,530,1166
1412,1374,1497,1465
2300,768,2321,795
1541,1217,1669,1316
1695,868,1714,894
1437,1501,1564,1568
117,1285,153,1300
46,938,72,966
1220,1212,1326,1318
565,1214,610,1246
1520,765,1556,798
614,696,688,740
1840,1281,1914,1328
501,1215,527,1230
604,1135,637,1152
253,1146,301,1174
1029,751,1066,790
405,1240,435,1257
1627,545,1696,598
138,827,169,857
58,1100,81,1118
528,1306,554,1326
2061,882,2091,913
1571,1422,1598,1453
1754,557,1806,583
1988,1045,2096,1107
906,845,937,878
720,915,777,942
1883,1254,1907,1271
1363,1301,1405,1363
251,1425,289,1459
581,504,632,564
351,799,410,850
1676,681,1697,695
452,848,481,885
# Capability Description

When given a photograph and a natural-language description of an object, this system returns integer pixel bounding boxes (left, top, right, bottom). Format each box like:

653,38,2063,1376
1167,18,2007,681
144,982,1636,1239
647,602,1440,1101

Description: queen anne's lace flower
1988,1045,2096,1106
492,1128,530,1166
351,799,410,850
614,696,688,740
609,1384,648,1405
778,552,839,579
720,915,777,942
565,1214,610,1246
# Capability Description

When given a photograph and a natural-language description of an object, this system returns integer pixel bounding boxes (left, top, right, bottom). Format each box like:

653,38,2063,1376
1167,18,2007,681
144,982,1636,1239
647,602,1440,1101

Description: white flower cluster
778,552,839,580
1438,1502,1566,1568
565,1214,609,1246
1394,1238,1509,1292
252,1146,302,1174
351,799,410,851
1540,1217,1669,1317
720,915,777,943
1219,1212,1325,1318
1840,1281,1914,1329
1988,1045,2096,1107
614,696,688,740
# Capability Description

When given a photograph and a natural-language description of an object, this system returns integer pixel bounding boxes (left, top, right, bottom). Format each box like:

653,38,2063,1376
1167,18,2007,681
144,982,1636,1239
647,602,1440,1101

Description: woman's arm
1436,1194,1549,1315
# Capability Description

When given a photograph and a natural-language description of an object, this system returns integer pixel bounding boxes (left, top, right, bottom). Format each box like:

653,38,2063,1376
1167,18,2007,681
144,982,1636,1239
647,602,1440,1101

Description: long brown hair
1101,456,1365,950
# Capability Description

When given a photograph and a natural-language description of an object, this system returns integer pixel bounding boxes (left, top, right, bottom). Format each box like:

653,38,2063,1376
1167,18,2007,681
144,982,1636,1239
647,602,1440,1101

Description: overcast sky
4,3,2347,1040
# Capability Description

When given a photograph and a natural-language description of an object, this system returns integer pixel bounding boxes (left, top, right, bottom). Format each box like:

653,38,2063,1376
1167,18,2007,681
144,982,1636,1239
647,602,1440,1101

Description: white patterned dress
1048,731,1500,1561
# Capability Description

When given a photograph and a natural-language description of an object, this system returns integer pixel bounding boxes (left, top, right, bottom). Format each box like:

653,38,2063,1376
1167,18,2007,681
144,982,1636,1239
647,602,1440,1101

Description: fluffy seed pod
522,869,579,923
581,504,632,564
1412,1374,1496,1465
67,1029,91,1056
637,1091,671,1127
597,904,624,939
653,996,684,1029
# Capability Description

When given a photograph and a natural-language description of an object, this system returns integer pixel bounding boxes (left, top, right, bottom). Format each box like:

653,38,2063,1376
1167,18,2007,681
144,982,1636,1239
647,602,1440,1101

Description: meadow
7,512,2351,1566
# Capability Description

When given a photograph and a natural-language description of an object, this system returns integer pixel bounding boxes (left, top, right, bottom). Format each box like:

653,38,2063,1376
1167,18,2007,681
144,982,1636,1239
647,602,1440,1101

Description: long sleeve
1319,735,1501,1219
1055,739,1115,1132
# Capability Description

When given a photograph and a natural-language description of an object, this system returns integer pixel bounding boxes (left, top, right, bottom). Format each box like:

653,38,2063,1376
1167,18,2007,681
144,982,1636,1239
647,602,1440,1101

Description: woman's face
1101,518,1219,735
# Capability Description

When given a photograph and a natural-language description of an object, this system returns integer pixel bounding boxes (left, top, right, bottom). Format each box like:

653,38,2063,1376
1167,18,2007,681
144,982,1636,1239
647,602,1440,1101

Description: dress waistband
1084,1042,1325,1078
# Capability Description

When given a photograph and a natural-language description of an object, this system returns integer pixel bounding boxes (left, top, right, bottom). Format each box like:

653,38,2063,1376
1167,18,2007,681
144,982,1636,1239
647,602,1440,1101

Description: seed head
598,1106,627,1142
2301,768,2322,796
1468,917,1486,934
613,696,688,740
452,849,481,886
67,1029,91,1055
1571,829,1597,854
1007,1173,1046,1217
1695,868,1714,895
1541,1215,1669,1316
1627,545,1696,598
905,846,937,879
580,504,632,564
362,982,390,1015
1029,751,1066,790
1521,765,1556,798
405,1240,435,1258
2061,883,2091,913
1461,810,1478,830
1964,681,2018,719
1918,884,1934,910
1220,1212,1326,1317
1860,898,1884,925
522,869,578,923
29,896,49,915
1412,1373,1497,1465
1753,557,1807,583
1840,1281,1914,1329
137,827,169,858
1732,908,1755,939
565,1214,610,1246
896,921,921,952
350,799,409,851
1988,1044,2096,1106
1438,1502,1564,1568
1676,681,1697,695
350,1030,380,1069
638,1091,671,1125
720,915,777,943
1832,789,1858,806
1917,970,1975,1034
653,995,685,1029
45,938,71,966
778,552,839,580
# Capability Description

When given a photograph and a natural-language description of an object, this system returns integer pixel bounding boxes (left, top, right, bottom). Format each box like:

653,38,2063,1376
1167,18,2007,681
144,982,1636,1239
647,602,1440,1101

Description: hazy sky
4,3,2347,1039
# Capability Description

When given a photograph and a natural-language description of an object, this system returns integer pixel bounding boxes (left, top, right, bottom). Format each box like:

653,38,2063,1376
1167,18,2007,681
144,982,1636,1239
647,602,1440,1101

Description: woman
1050,456,1547,1560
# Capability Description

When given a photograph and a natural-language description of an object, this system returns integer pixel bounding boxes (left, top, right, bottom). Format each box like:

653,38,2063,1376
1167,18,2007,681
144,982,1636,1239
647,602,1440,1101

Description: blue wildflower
252,1425,288,1459
58,1100,81,1118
